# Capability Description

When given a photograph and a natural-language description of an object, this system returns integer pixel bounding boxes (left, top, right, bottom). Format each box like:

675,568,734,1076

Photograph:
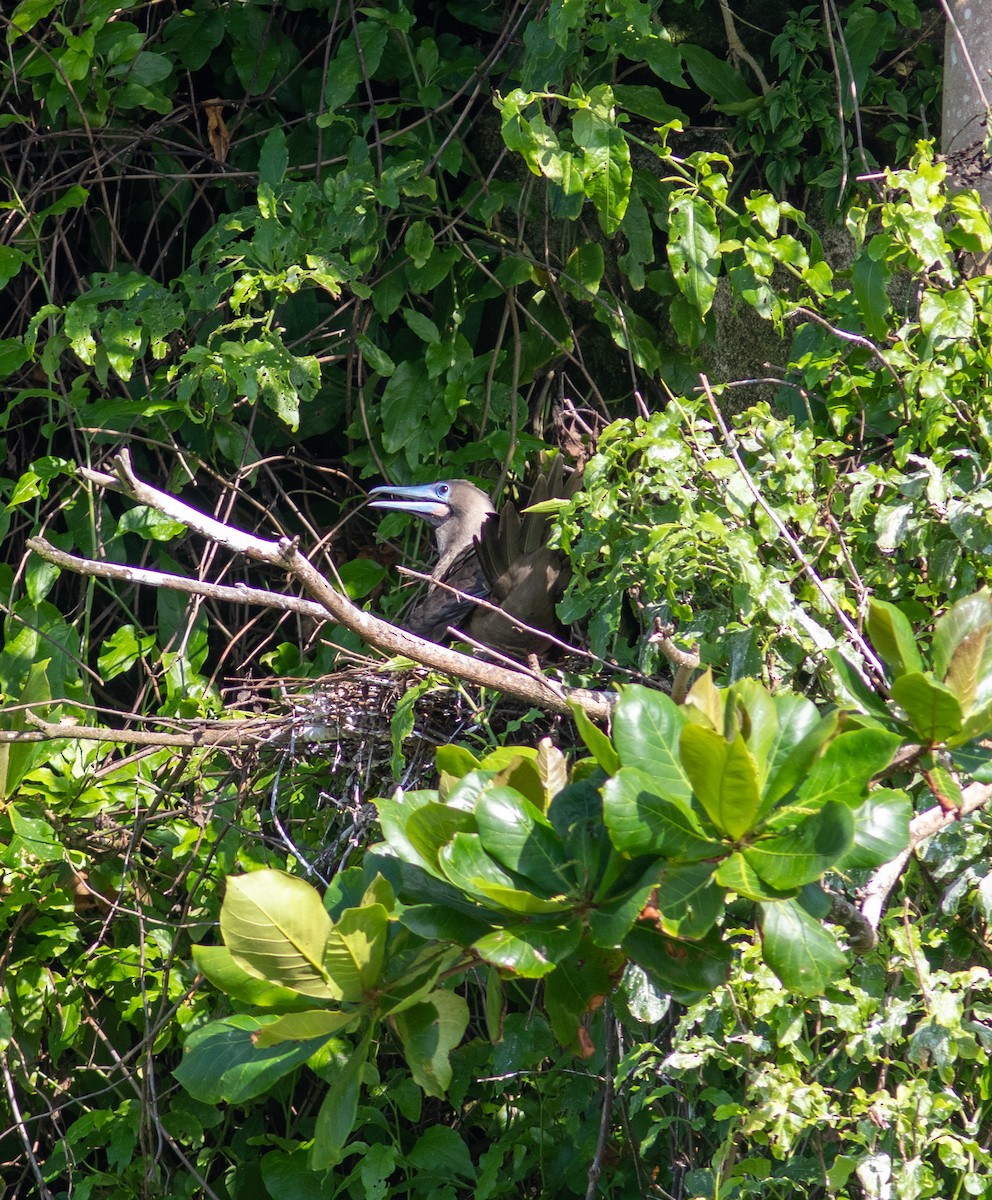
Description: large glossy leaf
570,700,620,774
311,1029,372,1170
253,1008,361,1048
571,94,632,236
474,786,572,892
587,869,659,947
867,598,924,678
392,990,469,1098
760,700,836,812
549,778,613,890
679,726,760,840
714,852,797,901
175,1015,326,1105
932,590,992,694
623,923,732,1003
890,673,963,744
439,833,569,914
374,790,442,873
730,679,778,785
322,903,389,1001
602,767,725,860
744,801,853,890
612,685,691,800
797,729,900,810
473,922,581,977
378,944,464,1018
825,648,891,721
398,904,495,945
405,802,477,872
221,871,337,1000
839,789,911,869
193,945,320,1011
759,899,847,996
654,863,724,939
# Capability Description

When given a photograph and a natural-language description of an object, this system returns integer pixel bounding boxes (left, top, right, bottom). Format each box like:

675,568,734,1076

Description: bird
367,459,580,658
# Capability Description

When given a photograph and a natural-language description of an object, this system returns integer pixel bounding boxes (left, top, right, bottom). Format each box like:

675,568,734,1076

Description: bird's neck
433,508,492,580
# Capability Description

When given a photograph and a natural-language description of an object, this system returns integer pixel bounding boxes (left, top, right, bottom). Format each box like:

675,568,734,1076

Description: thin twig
585,1003,618,1200
698,376,888,684
27,537,330,620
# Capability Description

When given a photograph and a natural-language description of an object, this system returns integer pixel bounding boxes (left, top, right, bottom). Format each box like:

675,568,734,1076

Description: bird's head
368,479,495,562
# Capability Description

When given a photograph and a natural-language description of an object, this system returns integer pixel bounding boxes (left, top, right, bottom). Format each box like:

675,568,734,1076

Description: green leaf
679,726,760,839
569,701,620,774
192,945,322,1010
715,852,797,901
175,1016,325,1104
890,673,964,744
602,767,725,860
760,701,836,813
439,833,569,914
680,44,757,106
562,241,604,297
322,903,389,1000
375,789,443,874
544,942,623,1047
221,870,337,1000
5,802,63,865
404,221,434,269
840,789,911,869
667,193,720,316
612,685,691,800
0,661,52,802
405,803,477,873
392,990,469,1098
797,729,900,810
743,801,854,890
933,591,992,710
623,924,732,1004
253,1009,361,1047
407,1126,477,1184
311,1029,372,1170
867,598,924,678
852,252,891,340
571,90,631,235
759,899,847,996
258,127,288,186
97,624,155,680
654,863,724,939
474,786,572,891
473,923,581,978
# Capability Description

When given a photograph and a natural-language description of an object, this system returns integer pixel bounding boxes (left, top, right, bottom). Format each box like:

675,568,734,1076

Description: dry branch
58,452,615,726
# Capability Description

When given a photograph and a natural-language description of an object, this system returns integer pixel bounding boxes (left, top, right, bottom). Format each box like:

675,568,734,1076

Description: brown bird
368,460,580,657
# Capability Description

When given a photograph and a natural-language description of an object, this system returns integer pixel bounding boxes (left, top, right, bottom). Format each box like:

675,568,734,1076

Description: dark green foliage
2,0,991,1197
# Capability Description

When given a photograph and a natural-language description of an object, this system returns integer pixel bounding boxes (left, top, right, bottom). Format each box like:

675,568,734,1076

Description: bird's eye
437,484,449,496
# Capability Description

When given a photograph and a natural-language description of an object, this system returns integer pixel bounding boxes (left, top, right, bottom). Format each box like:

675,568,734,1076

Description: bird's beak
367,483,449,520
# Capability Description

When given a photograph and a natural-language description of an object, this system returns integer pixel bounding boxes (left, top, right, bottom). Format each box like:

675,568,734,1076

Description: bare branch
69,452,615,722
860,779,992,931
27,537,330,620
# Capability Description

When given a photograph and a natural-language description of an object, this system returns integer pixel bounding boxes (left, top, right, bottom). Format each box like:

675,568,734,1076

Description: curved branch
70,453,615,722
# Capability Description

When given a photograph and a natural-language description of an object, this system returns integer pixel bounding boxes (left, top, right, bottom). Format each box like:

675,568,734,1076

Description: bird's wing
470,460,581,654
406,539,491,641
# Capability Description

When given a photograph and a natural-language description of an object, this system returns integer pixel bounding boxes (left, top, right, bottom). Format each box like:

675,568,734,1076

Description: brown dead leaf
202,99,230,163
